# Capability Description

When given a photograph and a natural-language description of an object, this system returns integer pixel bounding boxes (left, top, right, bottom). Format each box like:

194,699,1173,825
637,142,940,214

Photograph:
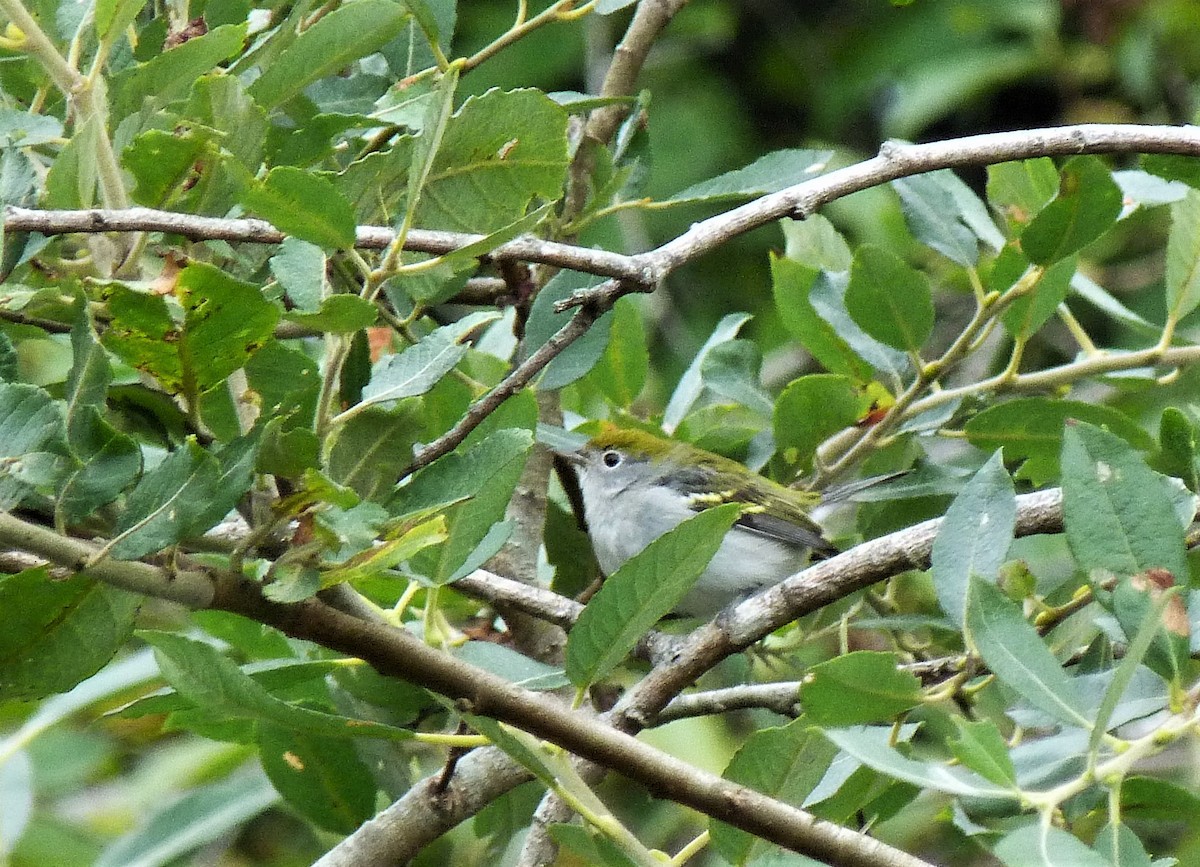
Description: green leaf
422,433,533,585
95,0,146,41
321,515,446,588
892,169,989,265
247,0,411,110
0,109,61,149
408,88,570,233
0,569,139,702
773,374,863,473
357,311,499,411
100,266,280,401
1155,407,1199,492
1021,156,1123,265
964,398,1154,486
283,295,378,333
665,149,832,205
108,440,222,559
1061,422,1189,583
663,313,751,432
810,267,910,378
523,270,613,391
257,723,375,834
949,718,1017,787
44,113,100,208
548,825,638,867
1165,188,1200,323
0,383,64,509
965,574,1089,728
0,331,16,381
712,717,837,865
995,248,1075,339
1142,153,1200,188
771,254,872,380
455,641,569,690
586,297,647,407
242,166,356,250
269,238,326,312
141,631,415,741
699,340,772,417
394,428,534,517
781,212,853,271
57,302,142,522
931,451,1016,627
801,652,923,726
845,245,934,352
123,128,213,207
112,24,248,118
1094,822,1154,867
327,402,423,502
986,158,1059,229
245,340,319,428
820,725,1018,800
993,824,1110,867
1110,574,1188,686
565,503,742,687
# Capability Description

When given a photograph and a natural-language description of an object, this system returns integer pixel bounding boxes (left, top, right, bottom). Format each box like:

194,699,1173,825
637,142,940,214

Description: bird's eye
602,450,622,468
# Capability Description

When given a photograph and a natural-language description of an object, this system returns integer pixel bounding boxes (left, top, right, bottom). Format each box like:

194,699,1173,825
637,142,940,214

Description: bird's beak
555,449,586,468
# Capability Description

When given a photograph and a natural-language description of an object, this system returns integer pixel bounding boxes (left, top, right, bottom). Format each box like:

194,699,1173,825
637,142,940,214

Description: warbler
561,426,837,617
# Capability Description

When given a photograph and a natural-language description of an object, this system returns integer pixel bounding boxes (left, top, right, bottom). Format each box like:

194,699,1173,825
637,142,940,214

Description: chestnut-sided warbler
562,427,836,617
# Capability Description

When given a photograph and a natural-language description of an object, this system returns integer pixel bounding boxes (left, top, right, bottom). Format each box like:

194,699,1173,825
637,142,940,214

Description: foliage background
4,1,1200,866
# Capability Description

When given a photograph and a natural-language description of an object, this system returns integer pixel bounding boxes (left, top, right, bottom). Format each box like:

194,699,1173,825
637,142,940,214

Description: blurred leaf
809,268,909,380
771,256,872,381
112,24,248,118
931,451,1015,627
0,109,61,148
1061,422,1188,583
566,503,742,687
845,245,934,352
548,825,637,867
663,313,751,433
0,331,15,381
93,772,279,867
948,718,1016,787
95,0,146,41
257,724,375,834
0,749,32,855
0,383,64,509
269,238,326,312
1142,153,1200,188
1154,407,1199,492
283,295,378,332
773,374,863,473
455,641,569,690
358,311,499,411
987,158,1059,229
993,824,1109,867
712,718,836,864
0,569,138,702
801,652,922,726
964,398,1153,486
1093,822,1153,867
820,726,1017,800
965,575,1088,728
142,631,415,741
44,113,99,208
665,148,832,205
1165,188,1200,323
242,166,356,250
1110,574,1188,686
586,296,647,407
246,340,320,428
248,0,410,110
892,169,987,265
1021,156,1123,265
